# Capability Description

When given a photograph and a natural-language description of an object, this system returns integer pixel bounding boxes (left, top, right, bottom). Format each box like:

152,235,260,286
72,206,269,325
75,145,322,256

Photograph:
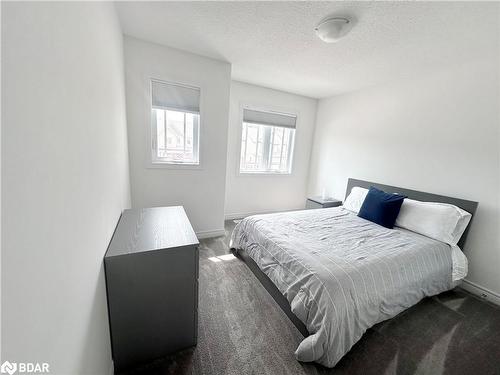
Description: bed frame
233,178,479,337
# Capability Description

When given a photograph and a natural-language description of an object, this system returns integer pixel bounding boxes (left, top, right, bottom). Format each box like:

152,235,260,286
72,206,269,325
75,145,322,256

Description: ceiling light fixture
315,17,354,43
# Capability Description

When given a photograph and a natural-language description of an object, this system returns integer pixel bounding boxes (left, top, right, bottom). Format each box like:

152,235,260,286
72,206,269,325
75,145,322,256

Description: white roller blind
151,79,200,113
243,108,297,129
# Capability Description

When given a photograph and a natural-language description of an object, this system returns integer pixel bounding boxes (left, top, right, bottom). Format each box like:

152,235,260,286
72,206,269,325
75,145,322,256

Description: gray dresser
104,206,199,373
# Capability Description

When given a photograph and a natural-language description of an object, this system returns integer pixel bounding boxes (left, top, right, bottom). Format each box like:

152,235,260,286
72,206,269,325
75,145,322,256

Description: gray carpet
121,220,500,375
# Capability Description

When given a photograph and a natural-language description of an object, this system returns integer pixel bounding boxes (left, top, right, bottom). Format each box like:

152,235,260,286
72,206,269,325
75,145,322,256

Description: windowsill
147,161,203,170
238,171,293,177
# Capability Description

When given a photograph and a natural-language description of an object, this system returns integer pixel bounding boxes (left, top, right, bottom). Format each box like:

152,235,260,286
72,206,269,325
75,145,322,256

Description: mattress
230,207,462,367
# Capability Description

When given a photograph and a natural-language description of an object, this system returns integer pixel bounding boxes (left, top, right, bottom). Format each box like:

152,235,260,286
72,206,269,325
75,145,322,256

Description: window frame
237,104,298,176
148,78,203,169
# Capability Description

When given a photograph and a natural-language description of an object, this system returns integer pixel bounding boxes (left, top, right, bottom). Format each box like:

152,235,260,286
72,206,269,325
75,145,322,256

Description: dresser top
106,206,199,257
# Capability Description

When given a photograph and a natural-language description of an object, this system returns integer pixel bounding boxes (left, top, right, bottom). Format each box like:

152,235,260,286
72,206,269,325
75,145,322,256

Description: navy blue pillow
358,187,406,229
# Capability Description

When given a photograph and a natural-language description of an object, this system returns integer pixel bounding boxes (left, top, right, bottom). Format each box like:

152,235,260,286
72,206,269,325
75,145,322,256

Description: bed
229,178,478,368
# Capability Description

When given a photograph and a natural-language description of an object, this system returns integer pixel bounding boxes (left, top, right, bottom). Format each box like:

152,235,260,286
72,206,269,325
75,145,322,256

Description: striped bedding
230,207,455,367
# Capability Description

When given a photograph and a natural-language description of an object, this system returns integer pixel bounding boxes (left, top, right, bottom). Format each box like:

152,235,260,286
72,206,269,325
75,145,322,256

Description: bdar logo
0,361,17,375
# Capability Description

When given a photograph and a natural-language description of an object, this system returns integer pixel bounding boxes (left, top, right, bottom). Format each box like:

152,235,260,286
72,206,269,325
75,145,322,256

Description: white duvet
230,207,464,367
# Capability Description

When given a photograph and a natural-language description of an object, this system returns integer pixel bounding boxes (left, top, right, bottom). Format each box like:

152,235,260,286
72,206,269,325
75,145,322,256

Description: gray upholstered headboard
345,178,478,249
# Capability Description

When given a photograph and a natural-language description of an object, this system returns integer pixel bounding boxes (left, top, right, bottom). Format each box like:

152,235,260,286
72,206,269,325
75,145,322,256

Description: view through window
239,109,296,174
153,108,199,164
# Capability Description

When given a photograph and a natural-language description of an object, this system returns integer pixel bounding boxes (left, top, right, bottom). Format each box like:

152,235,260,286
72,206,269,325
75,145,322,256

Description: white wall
124,36,231,237
225,81,317,218
308,58,500,298
0,0,3,361
2,2,130,374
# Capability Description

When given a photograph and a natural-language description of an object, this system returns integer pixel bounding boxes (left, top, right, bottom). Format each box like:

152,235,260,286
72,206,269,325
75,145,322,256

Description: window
239,108,296,174
151,80,200,165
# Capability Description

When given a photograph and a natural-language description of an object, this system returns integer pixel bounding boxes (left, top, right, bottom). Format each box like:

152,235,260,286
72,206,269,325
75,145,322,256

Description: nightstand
306,196,342,209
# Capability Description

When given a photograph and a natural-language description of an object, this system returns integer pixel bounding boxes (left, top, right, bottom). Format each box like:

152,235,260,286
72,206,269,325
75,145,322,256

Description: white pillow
395,199,472,246
343,187,369,213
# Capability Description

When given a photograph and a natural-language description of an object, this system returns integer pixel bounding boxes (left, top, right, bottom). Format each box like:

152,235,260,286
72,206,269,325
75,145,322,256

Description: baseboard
459,279,500,306
225,207,303,220
196,229,226,239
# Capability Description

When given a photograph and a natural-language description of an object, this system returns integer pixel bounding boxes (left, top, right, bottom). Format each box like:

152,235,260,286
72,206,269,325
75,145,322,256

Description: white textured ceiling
116,1,499,98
